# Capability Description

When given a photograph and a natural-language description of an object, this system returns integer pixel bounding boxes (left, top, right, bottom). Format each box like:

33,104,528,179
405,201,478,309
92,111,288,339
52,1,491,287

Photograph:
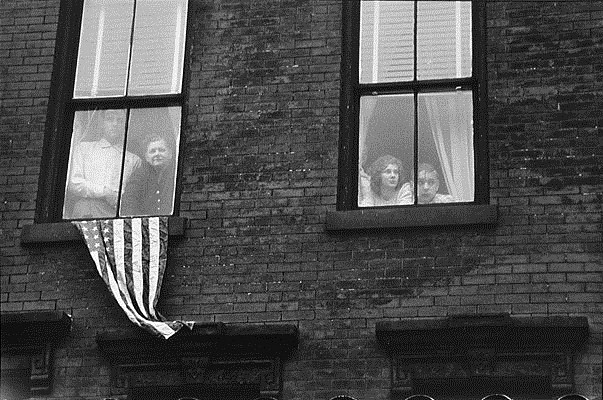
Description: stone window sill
20,217,187,244
326,204,497,230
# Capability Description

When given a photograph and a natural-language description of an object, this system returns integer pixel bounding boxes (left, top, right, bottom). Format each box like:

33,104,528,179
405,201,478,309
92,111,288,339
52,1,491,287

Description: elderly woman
120,135,177,216
359,154,412,207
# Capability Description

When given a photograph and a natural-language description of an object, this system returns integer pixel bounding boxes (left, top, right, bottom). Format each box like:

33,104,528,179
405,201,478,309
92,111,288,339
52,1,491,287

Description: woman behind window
359,154,412,207
120,134,176,216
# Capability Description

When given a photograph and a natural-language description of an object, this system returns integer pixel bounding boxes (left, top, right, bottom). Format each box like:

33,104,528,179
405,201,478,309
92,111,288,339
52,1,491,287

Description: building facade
1,1,601,399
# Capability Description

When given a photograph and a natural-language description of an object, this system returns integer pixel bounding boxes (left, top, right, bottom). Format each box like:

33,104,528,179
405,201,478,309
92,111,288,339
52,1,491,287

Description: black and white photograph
1,1,601,400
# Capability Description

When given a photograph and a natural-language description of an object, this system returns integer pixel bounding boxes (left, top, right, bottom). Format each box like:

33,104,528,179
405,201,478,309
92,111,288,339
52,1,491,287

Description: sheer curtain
424,92,474,201
358,98,377,206
419,1,473,201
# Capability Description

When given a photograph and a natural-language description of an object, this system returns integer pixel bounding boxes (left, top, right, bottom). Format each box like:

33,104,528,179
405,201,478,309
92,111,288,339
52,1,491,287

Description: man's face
380,163,400,191
102,110,125,143
417,169,439,204
145,139,172,168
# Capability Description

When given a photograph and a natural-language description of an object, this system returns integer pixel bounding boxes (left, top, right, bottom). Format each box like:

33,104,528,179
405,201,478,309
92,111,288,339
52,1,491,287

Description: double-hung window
335,0,490,227
37,0,190,221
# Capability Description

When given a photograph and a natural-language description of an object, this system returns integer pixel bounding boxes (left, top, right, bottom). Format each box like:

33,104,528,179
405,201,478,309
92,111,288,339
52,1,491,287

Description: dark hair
368,155,404,194
418,162,437,176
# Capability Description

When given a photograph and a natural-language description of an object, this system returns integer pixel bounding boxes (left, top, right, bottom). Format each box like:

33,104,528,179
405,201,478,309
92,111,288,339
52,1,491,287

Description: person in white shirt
66,109,141,219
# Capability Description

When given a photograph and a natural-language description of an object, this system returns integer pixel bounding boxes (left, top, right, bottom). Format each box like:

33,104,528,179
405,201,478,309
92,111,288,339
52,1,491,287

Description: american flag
74,217,192,339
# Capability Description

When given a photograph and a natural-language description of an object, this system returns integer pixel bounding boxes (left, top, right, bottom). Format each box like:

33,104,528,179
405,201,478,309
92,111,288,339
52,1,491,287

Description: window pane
358,95,415,207
73,0,134,98
63,109,142,219
360,1,414,83
120,107,181,217
418,91,474,203
128,0,188,95
417,1,472,80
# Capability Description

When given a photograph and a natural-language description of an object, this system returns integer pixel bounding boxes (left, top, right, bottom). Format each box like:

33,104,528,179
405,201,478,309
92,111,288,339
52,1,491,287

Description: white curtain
424,92,474,201
358,98,378,206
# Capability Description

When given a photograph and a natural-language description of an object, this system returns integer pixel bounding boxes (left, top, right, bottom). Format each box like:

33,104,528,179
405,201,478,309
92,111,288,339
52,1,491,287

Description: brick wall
1,1,601,399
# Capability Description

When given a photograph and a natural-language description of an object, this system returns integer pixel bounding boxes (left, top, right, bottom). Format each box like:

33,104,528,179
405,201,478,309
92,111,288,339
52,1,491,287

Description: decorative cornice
1,311,72,395
376,314,589,398
96,323,299,399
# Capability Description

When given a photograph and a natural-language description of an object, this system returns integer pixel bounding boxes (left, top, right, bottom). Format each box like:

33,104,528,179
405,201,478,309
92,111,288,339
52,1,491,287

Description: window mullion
115,108,132,218
413,0,418,204
125,0,138,97
116,0,136,217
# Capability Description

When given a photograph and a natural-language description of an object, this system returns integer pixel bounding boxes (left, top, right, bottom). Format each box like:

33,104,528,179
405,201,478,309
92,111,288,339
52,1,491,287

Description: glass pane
120,107,181,217
128,0,188,95
358,95,415,207
360,1,414,83
63,109,142,219
73,0,134,98
417,1,472,80
418,91,474,204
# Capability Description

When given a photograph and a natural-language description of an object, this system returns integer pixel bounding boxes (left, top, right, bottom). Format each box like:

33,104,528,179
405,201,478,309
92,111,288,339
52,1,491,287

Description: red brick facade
1,1,601,399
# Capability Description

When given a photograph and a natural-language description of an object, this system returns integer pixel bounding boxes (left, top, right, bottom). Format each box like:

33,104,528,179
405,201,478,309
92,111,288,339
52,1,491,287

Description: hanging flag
73,217,193,339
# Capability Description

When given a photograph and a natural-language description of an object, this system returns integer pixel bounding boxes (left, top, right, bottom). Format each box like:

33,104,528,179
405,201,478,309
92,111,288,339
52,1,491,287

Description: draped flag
74,217,193,339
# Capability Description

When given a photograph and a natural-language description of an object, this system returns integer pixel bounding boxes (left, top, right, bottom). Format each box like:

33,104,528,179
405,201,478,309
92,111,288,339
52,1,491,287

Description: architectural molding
376,314,589,398
96,323,298,399
0,311,72,395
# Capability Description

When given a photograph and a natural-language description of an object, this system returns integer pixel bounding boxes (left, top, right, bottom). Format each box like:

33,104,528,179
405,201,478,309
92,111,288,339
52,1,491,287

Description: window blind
128,0,187,95
74,0,134,98
73,0,187,99
359,1,472,84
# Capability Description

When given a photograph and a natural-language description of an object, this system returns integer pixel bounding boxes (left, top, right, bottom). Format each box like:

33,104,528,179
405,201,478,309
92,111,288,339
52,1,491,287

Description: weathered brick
1,1,601,399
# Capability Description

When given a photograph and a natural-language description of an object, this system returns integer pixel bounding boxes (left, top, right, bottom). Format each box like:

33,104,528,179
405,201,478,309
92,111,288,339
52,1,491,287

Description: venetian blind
359,1,472,84
417,1,472,80
73,0,133,98
128,0,187,95
73,0,187,99
360,1,414,83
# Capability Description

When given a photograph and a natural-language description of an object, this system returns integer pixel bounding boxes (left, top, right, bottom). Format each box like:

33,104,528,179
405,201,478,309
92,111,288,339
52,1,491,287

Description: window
36,0,191,222
337,1,488,212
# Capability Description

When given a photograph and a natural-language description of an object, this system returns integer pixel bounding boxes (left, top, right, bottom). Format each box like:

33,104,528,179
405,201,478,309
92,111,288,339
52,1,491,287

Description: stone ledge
326,204,497,230
20,216,187,244
96,323,299,357
1,311,72,345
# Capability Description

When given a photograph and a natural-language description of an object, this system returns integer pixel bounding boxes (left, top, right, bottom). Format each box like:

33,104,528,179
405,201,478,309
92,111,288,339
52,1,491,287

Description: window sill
326,204,497,230
20,217,187,244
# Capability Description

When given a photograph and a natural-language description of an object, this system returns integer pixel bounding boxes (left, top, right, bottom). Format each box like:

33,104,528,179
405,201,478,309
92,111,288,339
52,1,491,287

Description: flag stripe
74,218,190,339
141,219,151,318
113,219,137,317
148,217,160,318
131,218,149,318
